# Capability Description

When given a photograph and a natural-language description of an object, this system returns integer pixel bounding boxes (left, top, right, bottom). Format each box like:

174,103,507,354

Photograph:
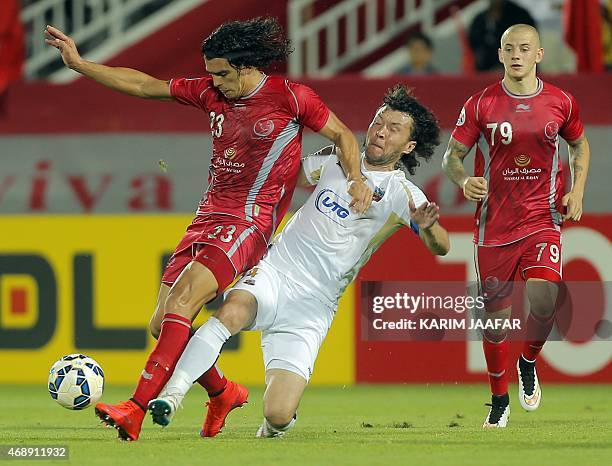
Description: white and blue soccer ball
48,354,105,410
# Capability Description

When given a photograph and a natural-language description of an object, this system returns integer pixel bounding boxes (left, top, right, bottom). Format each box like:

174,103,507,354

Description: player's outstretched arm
562,134,590,221
409,199,450,256
442,137,487,202
318,112,373,214
44,25,172,100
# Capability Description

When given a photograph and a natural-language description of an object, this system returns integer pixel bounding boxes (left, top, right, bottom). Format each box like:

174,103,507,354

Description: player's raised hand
44,25,83,69
347,178,373,214
561,191,583,222
462,176,488,202
409,199,439,229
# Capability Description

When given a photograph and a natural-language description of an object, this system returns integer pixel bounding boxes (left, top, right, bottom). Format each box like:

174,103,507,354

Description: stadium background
0,0,610,390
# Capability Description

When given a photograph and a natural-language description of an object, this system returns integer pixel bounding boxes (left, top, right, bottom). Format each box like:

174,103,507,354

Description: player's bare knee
214,306,244,335
529,298,556,319
164,290,192,316
527,281,557,318
215,292,257,334
263,404,295,428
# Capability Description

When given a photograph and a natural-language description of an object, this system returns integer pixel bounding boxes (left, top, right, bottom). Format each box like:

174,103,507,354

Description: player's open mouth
511,65,522,69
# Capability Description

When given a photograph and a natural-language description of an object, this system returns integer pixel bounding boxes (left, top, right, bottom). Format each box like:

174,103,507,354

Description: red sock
196,364,228,397
522,312,554,361
483,331,509,396
132,313,191,408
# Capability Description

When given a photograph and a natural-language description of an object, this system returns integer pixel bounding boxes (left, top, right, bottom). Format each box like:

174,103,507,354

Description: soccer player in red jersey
45,18,373,441
442,24,590,428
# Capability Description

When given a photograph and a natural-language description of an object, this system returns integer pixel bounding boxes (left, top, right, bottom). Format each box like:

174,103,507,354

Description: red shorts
475,229,562,311
162,215,268,293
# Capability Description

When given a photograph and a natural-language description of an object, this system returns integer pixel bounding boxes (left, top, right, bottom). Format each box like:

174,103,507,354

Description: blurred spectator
0,0,24,116
564,0,603,72
468,0,536,71
399,31,437,75
603,0,612,70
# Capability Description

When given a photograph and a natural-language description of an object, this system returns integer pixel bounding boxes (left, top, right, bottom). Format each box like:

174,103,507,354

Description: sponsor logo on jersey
503,155,542,181
212,156,246,174
544,121,559,140
253,118,275,137
224,147,237,159
515,103,531,112
315,189,350,225
456,107,466,126
514,154,531,167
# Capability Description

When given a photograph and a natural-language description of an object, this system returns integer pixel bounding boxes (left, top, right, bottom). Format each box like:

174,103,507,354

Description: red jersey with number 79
170,75,330,241
451,79,584,246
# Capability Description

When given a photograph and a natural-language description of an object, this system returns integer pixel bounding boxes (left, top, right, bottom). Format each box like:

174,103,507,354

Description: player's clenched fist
44,25,83,70
347,178,373,214
462,176,488,202
561,191,583,222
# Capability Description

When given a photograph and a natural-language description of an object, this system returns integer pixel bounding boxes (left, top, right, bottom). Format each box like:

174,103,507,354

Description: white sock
259,414,297,438
162,317,231,402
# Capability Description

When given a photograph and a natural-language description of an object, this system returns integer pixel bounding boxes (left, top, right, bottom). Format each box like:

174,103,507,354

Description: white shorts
227,260,335,382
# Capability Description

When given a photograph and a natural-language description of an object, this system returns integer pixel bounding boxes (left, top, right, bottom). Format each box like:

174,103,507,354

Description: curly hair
383,84,440,175
201,17,293,69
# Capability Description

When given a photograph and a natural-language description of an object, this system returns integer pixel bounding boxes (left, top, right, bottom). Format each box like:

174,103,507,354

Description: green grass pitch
1,384,611,466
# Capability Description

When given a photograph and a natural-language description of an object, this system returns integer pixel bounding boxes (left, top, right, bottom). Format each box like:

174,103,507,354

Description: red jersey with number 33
170,75,330,240
451,79,584,246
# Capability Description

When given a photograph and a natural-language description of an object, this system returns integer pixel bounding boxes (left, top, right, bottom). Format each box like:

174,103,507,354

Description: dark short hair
201,17,293,69
406,31,433,50
383,84,440,175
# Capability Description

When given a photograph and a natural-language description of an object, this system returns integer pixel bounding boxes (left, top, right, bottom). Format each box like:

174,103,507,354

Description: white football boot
517,355,542,411
483,394,510,428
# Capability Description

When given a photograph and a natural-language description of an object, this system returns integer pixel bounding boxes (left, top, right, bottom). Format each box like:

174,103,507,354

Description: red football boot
200,381,249,437
95,400,145,441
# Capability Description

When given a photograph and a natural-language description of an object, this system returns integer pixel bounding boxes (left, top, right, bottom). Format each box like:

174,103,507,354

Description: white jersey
261,148,428,305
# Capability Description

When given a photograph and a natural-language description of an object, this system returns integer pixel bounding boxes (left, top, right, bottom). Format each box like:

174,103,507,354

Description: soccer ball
48,354,105,410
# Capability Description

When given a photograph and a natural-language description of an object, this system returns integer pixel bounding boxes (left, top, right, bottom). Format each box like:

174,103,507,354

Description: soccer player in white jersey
148,84,450,437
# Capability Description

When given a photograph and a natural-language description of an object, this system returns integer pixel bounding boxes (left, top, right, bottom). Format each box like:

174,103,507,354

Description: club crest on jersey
514,154,531,167
484,276,500,291
372,186,385,202
544,121,559,140
315,189,350,226
253,118,275,137
224,147,237,159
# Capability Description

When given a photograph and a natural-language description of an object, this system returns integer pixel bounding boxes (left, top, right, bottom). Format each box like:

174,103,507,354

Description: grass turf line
1,384,610,466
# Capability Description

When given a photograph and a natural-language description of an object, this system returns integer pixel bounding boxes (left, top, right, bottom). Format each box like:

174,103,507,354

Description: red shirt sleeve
450,94,481,148
287,82,331,132
169,77,212,111
559,91,584,142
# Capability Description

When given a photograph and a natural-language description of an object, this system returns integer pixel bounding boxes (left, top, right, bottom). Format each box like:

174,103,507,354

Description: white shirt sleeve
302,145,336,185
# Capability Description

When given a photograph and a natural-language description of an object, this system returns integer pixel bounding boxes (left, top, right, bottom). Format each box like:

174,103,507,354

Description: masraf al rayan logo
315,189,350,225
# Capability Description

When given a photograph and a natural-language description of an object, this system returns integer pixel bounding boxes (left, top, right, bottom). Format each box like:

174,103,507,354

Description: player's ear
535,47,544,64
402,140,416,155
498,48,503,64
